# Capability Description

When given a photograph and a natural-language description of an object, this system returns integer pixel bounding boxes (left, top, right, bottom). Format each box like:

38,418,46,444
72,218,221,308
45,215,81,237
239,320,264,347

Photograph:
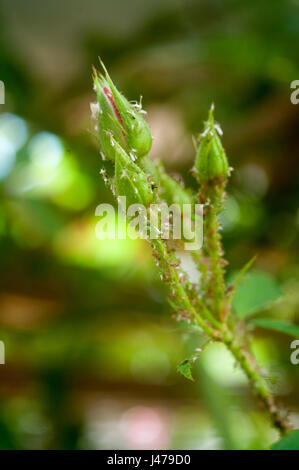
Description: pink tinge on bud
103,86,125,130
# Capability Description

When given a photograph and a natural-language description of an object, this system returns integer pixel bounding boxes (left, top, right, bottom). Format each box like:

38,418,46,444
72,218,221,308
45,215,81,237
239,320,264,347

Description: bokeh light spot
0,135,15,179
0,112,28,151
29,131,64,170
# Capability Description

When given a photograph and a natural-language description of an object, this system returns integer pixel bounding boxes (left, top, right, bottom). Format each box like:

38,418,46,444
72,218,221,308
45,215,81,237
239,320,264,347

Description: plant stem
197,179,290,435
153,239,289,435
198,180,227,321
152,239,219,339
204,203,226,319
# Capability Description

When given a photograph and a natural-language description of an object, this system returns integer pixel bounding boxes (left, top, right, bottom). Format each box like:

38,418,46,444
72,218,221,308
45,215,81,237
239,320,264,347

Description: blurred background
0,0,299,450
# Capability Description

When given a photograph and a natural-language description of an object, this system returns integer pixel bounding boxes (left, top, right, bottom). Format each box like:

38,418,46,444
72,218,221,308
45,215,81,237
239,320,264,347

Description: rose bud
194,105,229,181
93,62,152,161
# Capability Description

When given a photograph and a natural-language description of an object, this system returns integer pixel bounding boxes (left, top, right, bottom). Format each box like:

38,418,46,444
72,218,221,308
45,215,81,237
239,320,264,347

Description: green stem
152,239,218,339
222,331,290,435
204,204,226,319
152,238,290,435
197,180,227,321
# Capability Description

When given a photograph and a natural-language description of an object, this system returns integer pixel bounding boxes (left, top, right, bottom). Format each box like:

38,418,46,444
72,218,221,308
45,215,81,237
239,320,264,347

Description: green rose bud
113,138,154,207
92,62,152,161
194,105,229,181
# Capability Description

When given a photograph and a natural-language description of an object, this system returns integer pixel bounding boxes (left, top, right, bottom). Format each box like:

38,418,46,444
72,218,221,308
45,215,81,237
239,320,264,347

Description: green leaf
177,348,205,381
231,270,281,318
230,256,256,294
271,430,299,450
250,318,299,338
177,359,194,381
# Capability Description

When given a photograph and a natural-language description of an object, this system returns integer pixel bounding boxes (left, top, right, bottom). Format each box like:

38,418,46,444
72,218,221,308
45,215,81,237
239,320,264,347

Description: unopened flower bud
93,62,152,161
194,105,229,181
